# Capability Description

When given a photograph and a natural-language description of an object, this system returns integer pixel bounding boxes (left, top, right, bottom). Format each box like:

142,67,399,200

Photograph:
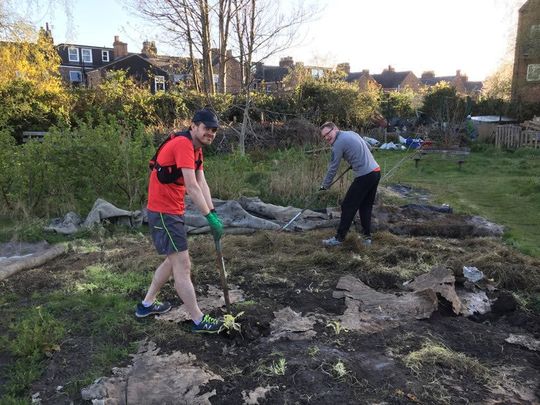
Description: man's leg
169,250,204,322
143,258,172,304
358,172,380,237
336,177,368,240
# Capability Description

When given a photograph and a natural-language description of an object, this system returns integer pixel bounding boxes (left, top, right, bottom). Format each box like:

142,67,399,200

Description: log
0,244,67,281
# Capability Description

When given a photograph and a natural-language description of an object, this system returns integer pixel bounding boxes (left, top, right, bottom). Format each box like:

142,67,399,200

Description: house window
68,47,79,62
154,75,165,92
69,71,82,82
526,64,540,81
102,50,109,62
311,68,324,79
81,49,92,64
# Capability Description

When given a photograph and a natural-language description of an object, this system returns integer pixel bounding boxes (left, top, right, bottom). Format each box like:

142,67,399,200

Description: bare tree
217,0,234,93
127,0,219,93
231,0,318,90
230,0,320,153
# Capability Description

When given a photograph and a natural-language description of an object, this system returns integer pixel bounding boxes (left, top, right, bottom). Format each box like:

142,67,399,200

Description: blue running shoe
192,314,223,334
135,301,172,318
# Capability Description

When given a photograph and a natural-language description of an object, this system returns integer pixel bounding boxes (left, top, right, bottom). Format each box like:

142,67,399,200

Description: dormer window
68,47,79,62
154,75,165,92
81,49,92,63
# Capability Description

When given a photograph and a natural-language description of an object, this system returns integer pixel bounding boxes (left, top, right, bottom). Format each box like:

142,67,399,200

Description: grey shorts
147,210,188,255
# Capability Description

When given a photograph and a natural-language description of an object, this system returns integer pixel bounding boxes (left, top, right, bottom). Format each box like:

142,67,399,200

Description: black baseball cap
192,108,219,128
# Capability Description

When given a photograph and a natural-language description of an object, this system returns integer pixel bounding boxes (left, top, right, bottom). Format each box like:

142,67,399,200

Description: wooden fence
495,125,540,149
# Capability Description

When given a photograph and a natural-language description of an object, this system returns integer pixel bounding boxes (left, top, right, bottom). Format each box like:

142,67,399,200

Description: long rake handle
214,239,231,313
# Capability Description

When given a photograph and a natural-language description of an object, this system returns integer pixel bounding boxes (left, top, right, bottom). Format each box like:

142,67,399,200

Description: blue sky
26,0,525,81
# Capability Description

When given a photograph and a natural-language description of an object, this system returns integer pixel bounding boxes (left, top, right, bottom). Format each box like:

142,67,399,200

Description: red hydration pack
148,131,202,185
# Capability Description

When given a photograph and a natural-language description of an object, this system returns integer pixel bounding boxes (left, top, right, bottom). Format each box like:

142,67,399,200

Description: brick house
210,48,243,93
371,66,420,92
58,35,242,93
56,35,125,85
344,66,378,91
252,56,331,92
420,70,468,93
511,0,540,103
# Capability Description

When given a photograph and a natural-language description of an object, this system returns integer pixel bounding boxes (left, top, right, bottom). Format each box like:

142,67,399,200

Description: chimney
456,69,461,77
141,40,157,57
226,49,233,59
362,69,369,75
385,65,395,72
336,63,350,75
279,56,294,69
113,36,128,58
45,22,52,39
421,71,435,79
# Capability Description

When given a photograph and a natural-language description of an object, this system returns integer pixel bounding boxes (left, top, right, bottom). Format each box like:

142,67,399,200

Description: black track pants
336,170,380,240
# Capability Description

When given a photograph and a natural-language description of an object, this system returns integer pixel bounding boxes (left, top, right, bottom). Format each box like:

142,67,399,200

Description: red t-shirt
147,134,204,215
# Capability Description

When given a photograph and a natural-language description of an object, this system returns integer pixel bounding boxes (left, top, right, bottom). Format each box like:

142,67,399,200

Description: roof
420,76,456,86
92,53,169,76
345,71,371,82
372,71,412,89
465,81,483,92
56,43,114,51
254,65,290,82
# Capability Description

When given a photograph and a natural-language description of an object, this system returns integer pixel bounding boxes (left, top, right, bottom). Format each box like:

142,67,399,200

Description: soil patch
1,215,539,404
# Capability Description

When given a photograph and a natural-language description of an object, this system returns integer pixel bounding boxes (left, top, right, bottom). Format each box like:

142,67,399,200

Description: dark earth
1,198,539,404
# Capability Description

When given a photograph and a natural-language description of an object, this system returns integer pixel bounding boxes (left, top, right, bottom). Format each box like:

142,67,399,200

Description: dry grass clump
404,340,490,382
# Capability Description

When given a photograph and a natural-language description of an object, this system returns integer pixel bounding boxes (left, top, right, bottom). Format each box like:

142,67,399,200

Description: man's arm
195,169,214,210
182,168,211,215
321,147,343,189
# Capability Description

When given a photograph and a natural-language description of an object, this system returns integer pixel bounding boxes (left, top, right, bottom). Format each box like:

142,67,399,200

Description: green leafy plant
326,320,348,335
332,360,348,379
267,358,287,376
219,311,245,334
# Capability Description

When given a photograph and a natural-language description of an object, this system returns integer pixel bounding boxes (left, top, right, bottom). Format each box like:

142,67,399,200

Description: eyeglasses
201,124,218,133
321,128,333,138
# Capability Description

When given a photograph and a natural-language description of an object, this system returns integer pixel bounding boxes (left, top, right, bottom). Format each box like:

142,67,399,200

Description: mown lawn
376,147,540,257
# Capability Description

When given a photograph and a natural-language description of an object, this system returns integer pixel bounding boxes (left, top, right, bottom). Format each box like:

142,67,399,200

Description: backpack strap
149,130,203,184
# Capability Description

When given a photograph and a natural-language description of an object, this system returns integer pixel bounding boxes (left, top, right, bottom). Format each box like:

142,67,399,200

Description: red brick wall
511,0,540,103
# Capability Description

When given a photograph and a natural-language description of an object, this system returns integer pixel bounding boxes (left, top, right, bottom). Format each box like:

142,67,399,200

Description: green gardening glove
205,211,223,241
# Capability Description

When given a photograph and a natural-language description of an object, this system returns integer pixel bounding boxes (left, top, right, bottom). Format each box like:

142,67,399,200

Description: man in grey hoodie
319,122,381,247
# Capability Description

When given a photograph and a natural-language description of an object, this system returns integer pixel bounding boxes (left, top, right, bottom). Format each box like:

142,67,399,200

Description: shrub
1,121,154,217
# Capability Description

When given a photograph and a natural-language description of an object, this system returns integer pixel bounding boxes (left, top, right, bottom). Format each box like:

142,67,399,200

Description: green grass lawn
374,146,540,257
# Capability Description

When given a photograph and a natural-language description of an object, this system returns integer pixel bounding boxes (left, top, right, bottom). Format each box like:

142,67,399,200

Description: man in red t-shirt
136,109,225,334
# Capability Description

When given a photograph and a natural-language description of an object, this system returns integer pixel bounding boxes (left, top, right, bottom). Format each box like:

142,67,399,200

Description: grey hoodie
321,130,379,189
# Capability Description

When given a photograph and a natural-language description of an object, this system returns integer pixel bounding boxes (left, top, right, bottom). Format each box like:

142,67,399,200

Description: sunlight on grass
74,264,150,295
404,340,490,382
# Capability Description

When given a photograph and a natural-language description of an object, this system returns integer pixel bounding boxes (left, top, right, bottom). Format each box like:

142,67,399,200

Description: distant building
511,0,540,103
252,56,331,93
345,69,378,91
371,66,420,92
56,35,123,85
419,70,482,98
57,35,242,93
